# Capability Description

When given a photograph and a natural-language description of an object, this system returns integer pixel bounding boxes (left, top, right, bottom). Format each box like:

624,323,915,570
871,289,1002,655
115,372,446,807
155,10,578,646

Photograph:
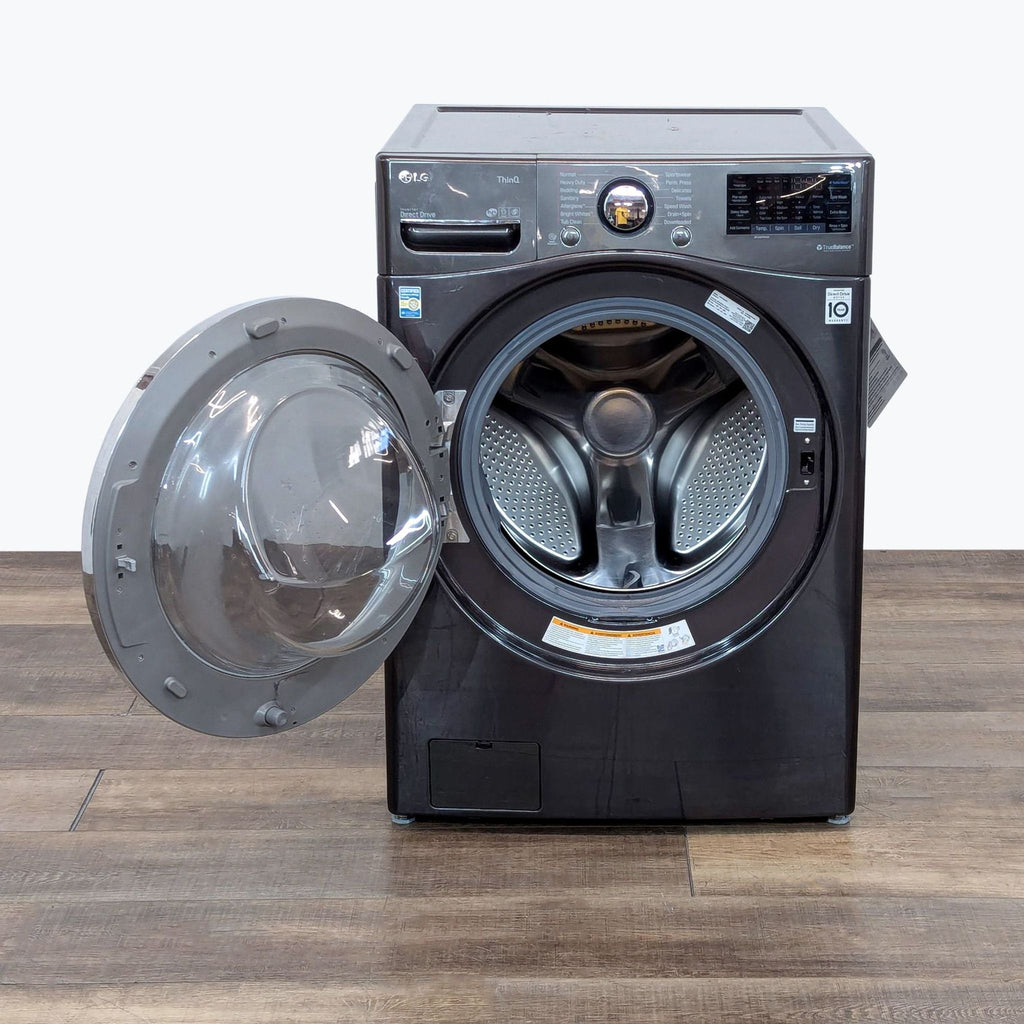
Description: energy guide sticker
542,617,695,659
399,285,422,319
704,290,759,334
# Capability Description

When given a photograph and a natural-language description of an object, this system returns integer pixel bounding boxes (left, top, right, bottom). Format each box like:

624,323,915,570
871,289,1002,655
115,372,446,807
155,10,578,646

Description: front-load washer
83,106,874,822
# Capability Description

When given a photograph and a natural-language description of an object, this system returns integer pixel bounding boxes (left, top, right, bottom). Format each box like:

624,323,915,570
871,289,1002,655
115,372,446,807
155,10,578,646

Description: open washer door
83,298,446,737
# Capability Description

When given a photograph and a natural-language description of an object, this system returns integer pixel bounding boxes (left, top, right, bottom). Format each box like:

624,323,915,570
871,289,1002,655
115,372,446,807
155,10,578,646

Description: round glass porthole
152,353,438,677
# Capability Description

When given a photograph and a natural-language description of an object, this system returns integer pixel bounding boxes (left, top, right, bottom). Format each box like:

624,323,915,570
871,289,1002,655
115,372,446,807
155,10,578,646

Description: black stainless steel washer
83,107,874,822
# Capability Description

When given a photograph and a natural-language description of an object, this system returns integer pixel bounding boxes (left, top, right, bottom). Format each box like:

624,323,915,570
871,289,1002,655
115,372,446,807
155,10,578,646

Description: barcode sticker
705,290,760,334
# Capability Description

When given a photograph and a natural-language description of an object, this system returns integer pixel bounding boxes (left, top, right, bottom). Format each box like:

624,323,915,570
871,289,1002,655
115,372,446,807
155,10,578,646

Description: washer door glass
153,353,435,677
83,299,444,737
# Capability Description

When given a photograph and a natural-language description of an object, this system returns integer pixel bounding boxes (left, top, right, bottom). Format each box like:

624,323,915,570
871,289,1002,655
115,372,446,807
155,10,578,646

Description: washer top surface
381,106,870,160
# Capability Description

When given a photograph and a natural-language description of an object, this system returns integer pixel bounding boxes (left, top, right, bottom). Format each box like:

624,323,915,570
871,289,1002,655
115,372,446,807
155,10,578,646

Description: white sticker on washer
825,287,853,325
705,290,759,334
793,417,817,434
542,616,695,659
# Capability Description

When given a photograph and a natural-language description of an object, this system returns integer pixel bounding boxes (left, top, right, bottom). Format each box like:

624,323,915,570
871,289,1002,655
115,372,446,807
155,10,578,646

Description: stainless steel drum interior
478,318,770,592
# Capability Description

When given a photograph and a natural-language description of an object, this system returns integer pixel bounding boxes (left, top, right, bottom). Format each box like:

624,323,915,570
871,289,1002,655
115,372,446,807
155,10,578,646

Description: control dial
599,179,653,233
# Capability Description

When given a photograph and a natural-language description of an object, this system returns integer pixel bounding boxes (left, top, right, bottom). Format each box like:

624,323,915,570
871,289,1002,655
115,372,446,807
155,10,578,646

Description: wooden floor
0,551,1022,1022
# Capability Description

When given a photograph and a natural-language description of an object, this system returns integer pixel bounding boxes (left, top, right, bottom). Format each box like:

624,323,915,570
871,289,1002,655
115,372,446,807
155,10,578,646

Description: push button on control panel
560,226,582,247
670,226,692,247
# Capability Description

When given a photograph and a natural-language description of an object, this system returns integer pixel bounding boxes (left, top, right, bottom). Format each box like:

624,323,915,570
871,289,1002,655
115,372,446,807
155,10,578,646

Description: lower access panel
428,739,541,811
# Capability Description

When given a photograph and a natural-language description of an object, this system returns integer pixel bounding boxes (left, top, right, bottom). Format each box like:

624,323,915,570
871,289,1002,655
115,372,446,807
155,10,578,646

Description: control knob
600,179,653,233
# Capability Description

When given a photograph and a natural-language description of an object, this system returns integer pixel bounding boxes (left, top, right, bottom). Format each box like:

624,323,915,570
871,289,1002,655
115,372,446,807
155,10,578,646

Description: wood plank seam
682,828,696,897
68,770,104,832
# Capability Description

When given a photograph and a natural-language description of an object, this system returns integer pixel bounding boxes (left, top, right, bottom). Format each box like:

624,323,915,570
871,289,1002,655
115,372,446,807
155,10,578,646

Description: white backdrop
1,1,1018,549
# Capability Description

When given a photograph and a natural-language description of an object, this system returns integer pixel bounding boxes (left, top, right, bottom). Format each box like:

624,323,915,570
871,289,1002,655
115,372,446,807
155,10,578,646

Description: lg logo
397,170,431,184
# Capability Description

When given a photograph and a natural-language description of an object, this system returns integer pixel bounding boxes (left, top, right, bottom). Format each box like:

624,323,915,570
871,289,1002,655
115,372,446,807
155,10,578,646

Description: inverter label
542,616,695,659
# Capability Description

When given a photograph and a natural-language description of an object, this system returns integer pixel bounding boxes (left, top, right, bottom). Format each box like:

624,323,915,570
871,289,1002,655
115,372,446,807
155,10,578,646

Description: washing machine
83,106,873,823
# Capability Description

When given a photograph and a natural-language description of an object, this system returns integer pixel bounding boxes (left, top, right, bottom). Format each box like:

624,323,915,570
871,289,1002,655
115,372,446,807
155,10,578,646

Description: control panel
726,173,853,235
537,163,695,254
380,157,870,277
535,161,868,275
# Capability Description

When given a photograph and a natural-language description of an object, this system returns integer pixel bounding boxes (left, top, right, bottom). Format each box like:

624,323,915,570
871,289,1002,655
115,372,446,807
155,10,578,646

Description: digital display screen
727,173,852,235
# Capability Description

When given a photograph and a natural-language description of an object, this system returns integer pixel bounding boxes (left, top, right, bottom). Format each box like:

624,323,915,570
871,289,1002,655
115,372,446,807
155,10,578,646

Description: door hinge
433,389,469,543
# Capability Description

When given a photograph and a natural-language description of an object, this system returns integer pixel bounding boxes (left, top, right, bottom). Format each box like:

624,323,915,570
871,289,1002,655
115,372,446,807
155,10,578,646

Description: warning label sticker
542,616,695,660
704,290,759,334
